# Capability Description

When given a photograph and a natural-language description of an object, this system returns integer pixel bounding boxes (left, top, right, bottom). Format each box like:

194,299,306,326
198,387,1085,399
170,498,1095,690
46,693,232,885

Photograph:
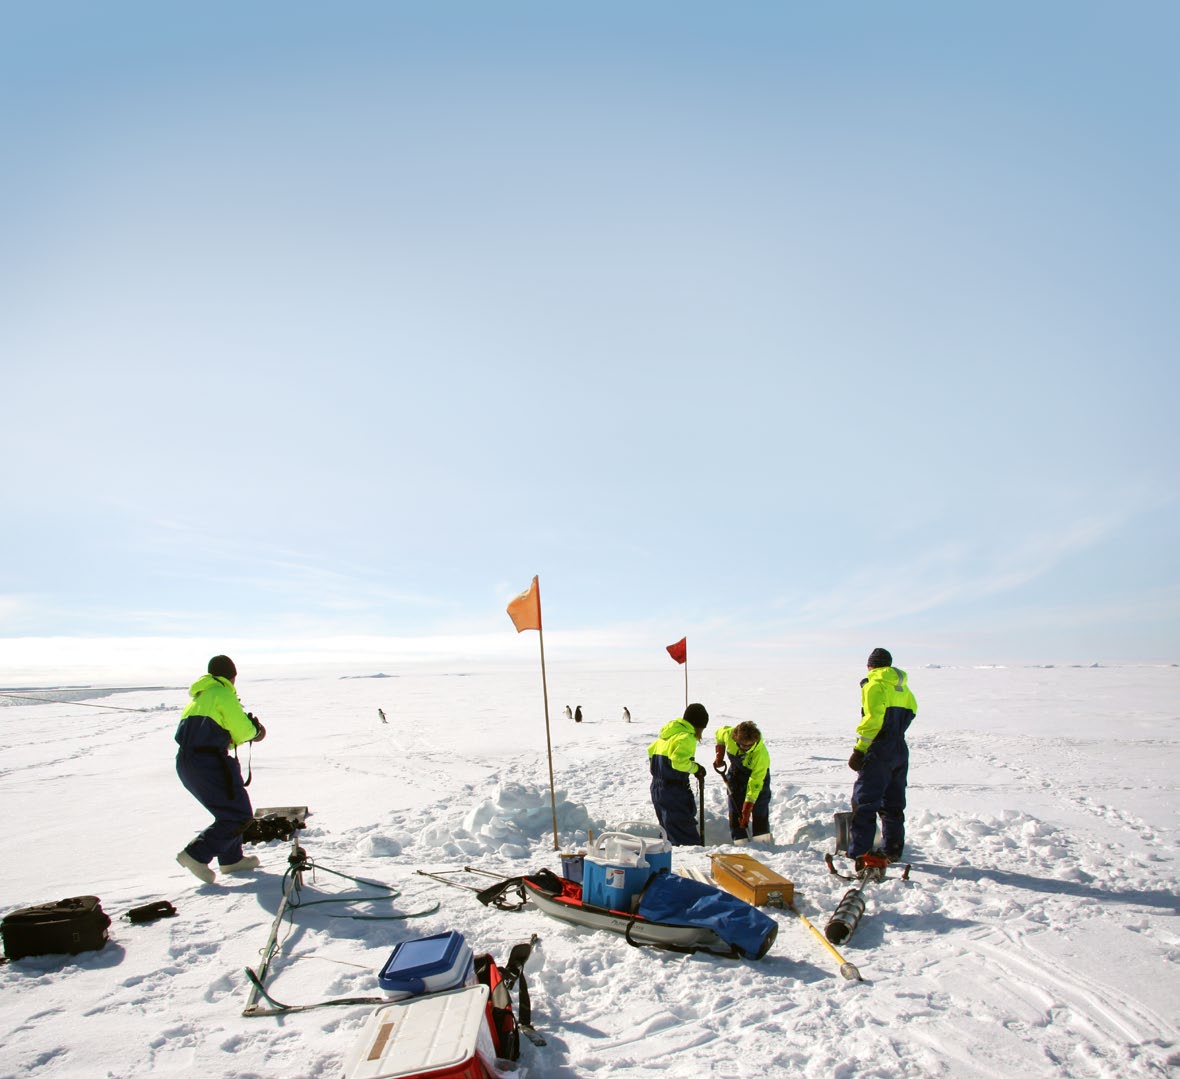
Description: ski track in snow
0,667,1178,1078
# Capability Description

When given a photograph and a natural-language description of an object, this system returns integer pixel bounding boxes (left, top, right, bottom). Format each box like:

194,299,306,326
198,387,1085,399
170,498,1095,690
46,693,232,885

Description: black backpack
2,896,111,961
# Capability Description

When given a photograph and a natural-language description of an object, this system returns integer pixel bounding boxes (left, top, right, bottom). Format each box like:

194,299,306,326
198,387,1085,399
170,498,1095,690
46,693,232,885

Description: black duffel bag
2,896,112,960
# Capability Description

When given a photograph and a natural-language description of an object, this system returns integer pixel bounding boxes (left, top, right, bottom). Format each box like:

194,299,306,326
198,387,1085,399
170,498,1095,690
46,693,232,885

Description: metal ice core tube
824,887,867,945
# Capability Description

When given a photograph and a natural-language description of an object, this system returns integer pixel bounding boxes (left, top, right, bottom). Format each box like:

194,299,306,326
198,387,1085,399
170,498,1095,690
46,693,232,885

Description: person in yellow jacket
174,655,266,884
647,703,709,845
846,647,917,868
713,721,772,843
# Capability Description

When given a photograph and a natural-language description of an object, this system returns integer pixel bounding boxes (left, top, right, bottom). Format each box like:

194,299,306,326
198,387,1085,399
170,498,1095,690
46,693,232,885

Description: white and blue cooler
378,931,476,1000
581,823,673,912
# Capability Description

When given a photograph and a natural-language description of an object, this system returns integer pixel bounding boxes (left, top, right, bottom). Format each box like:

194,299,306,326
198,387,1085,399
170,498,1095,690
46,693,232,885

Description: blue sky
2,2,1178,668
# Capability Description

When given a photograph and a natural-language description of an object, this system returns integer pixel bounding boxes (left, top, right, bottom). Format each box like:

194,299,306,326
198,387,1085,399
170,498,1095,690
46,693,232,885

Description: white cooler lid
342,984,491,1079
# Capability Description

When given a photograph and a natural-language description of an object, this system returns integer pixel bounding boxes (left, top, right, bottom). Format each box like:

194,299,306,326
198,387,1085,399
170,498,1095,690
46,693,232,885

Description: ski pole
463,865,515,880
790,900,862,982
414,869,485,894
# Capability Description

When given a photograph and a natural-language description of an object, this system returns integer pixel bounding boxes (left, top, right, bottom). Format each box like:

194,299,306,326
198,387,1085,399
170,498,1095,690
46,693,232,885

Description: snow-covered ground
1,662,1177,1078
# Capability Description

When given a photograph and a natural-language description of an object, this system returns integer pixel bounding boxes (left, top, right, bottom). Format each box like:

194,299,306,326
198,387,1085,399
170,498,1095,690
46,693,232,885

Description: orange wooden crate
710,853,794,908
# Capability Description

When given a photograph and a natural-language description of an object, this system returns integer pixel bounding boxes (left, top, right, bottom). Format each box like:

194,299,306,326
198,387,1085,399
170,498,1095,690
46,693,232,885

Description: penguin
623,706,631,723
574,705,583,723
564,705,573,721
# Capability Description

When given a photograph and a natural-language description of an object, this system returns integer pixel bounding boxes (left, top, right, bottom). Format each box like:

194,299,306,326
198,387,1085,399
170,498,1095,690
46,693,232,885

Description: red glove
713,744,725,767
739,801,754,829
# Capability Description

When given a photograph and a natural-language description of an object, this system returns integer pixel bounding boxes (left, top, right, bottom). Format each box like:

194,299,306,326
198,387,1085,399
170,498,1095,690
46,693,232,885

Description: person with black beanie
174,655,267,884
845,648,918,870
646,703,709,845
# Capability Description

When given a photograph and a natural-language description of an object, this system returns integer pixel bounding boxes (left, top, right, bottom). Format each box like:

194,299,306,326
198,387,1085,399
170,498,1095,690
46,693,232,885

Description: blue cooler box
378,931,475,1000
582,827,673,911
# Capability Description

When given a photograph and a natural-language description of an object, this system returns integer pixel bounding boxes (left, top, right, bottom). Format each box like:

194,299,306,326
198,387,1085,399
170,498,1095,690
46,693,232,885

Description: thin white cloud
139,520,451,611
789,504,1149,631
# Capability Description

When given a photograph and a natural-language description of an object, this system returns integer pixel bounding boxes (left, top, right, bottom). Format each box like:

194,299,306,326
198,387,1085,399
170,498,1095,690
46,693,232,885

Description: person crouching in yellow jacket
714,721,772,843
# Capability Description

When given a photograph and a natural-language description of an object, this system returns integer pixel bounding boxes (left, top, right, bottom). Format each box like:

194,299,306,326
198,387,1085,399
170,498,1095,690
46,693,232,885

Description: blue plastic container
378,930,475,999
560,852,585,883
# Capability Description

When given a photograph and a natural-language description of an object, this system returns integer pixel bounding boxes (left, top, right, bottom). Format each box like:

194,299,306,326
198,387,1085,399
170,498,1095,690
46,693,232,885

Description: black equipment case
2,896,112,960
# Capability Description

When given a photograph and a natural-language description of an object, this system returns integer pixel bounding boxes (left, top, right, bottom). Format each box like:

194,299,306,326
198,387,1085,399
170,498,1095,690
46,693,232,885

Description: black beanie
683,702,709,730
208,654,237,681
867,647,892,669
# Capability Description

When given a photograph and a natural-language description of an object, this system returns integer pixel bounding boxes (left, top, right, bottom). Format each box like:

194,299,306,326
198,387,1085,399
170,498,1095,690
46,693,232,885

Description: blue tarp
636,871,778,959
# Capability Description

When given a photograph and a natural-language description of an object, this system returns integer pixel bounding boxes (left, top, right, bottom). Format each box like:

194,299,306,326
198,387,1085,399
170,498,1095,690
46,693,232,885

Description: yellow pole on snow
790,901,862,982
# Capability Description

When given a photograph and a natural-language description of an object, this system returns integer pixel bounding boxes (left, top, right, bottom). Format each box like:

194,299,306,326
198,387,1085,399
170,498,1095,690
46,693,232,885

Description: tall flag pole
666,636,688,711
507,576,559,851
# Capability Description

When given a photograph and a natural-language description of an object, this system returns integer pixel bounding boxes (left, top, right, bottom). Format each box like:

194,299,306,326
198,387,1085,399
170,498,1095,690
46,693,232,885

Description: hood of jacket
657,717,697,741
866,665,907,690
188,673,235,698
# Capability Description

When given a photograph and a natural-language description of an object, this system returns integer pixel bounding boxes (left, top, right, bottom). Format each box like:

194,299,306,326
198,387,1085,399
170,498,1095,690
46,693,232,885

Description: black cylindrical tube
824,887,867,945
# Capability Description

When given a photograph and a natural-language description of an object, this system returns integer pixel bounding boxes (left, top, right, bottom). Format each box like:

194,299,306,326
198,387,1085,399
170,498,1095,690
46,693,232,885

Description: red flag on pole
666,637,687,665
507,576,542,632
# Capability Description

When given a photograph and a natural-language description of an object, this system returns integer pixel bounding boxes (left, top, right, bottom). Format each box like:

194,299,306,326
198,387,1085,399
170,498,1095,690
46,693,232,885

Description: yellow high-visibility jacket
715,725,771,802
855,666,917,752
648,718,702,773
180,674,260,748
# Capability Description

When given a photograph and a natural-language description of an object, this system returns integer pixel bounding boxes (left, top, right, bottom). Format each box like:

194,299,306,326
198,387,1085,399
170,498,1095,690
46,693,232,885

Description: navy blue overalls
649,754,701,846
175,714,253,867
724,752,772,840
849,705,914,859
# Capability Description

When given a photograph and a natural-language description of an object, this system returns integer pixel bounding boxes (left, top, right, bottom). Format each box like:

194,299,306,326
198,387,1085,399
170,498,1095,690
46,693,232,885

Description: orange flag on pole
507,576,542,633
505,574,559,851
666,637,687,665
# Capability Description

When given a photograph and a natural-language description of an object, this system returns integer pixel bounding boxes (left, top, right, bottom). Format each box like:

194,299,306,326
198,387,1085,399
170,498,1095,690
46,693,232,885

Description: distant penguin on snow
574,705,583,723
564,705,572,721
623,707,631,723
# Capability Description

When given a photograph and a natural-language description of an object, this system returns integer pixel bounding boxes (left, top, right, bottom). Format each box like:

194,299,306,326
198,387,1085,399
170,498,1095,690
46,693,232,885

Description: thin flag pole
667,637,688,711
535,580,560,851
508,575,559,850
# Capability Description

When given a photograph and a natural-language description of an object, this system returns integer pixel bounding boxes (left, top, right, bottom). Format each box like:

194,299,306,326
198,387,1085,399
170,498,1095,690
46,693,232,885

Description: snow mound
401,781,595,861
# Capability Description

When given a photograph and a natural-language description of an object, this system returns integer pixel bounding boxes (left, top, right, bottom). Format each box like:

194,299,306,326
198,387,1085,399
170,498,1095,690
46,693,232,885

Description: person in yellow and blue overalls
713,721,772,843
846,648,917,870
174,655,267,884
647,703,709,845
